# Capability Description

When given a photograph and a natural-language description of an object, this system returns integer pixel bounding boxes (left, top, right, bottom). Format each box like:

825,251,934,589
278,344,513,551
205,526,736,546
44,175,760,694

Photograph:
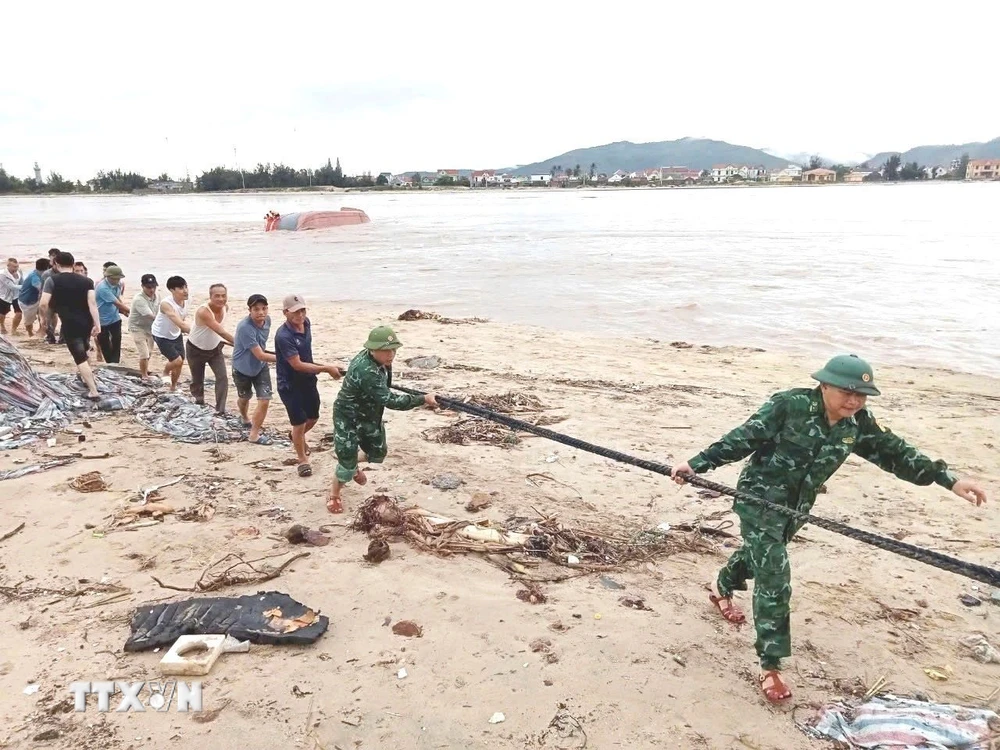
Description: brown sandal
326,494,343,514
759,670,792,703
706,583,746,624
353,469,368,486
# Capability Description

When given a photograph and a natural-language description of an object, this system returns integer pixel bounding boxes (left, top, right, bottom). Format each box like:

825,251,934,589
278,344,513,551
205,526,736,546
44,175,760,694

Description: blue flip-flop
248,434,274,446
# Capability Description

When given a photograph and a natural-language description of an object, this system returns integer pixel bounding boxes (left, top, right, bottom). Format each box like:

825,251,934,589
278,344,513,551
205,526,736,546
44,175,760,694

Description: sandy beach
2,301,998,749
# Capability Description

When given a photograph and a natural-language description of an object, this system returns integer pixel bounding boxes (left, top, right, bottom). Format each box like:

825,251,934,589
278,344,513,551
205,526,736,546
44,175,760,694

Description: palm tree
573,164,581,178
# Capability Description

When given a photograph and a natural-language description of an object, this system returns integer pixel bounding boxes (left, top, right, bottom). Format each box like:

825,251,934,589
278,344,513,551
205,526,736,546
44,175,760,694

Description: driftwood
0,580,127,602
150,551,310,593
0,522,26,544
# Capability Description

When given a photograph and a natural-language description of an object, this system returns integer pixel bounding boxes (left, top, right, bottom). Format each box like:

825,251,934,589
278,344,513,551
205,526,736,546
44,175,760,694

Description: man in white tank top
151,276,191,391
186,283,234,413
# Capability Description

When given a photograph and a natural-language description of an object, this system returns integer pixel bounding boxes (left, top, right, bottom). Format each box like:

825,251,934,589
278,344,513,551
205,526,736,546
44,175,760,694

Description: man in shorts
232,294,277,445
0,257,23,335
273,294,345,476
41,248,61,344
128,274,160,378
17,258,50,337
150,276,191,391
39,251,100,399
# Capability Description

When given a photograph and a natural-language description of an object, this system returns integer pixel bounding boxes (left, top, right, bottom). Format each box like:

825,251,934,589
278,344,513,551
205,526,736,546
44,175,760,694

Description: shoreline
1,178,989,198
1,306,998,748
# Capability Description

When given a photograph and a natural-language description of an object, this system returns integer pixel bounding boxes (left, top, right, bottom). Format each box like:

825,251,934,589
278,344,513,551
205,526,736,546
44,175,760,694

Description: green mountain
864,137,1000,169
505,138,794,175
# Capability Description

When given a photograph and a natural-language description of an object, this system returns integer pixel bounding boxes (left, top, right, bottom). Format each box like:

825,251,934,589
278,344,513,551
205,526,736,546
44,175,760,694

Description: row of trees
0,158,379,194
0,167,175,194
548,162,599,179
0,167,79,194
195,158,382,191
807,153,971,182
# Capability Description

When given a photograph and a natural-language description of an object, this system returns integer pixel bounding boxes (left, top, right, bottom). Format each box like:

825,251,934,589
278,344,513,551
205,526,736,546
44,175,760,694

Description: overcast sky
2,1,997,181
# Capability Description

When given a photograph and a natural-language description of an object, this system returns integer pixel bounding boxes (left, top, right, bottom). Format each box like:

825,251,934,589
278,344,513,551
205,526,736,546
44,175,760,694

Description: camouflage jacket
334,350,425,425
688,387,957,537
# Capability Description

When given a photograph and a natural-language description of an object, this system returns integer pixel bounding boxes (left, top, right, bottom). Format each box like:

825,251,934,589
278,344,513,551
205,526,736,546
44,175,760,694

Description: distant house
148,180,191,192
607,170,628,184
770,165,804,183
471,169,496,187
924,166,949,180
739,165,768,181
436,169,460,180
529,174,551,185
658,166,700,182
843,170,872,183
377,172,393,183
711,164,741,182
967,159,999,180
802,168,836,183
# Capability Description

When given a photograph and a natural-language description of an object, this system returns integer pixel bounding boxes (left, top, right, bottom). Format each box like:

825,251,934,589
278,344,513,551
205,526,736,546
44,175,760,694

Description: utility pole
234,147,246,190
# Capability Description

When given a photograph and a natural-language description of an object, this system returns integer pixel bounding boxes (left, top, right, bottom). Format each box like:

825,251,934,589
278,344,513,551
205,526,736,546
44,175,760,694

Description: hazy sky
2,1,997,180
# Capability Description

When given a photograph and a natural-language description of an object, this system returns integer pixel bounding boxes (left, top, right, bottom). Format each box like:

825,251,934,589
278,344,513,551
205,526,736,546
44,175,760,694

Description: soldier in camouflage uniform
327,325,439,513
671,354,988,703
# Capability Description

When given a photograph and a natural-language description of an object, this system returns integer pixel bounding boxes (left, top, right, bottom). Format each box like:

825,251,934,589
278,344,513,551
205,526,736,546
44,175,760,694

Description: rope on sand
391,383,1000,589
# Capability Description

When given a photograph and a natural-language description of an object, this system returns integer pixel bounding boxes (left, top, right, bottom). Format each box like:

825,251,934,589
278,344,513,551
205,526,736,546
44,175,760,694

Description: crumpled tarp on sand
133,391,286,445
1,335,288,448
0,334,93,448
124,591,329,651
802,695,1000,749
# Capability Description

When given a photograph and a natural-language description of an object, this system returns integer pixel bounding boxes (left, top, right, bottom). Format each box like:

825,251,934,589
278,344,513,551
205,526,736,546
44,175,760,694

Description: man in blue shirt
273,293,345,477
94,265,129,363
232,294,277,445
17,258,50,337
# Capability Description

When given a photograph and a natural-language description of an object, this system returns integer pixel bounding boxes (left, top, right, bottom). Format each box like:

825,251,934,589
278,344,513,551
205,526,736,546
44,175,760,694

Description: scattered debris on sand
150,551,310,593
69,471,109,493
397,309,487,325
351,495,729,582
423,418,521,448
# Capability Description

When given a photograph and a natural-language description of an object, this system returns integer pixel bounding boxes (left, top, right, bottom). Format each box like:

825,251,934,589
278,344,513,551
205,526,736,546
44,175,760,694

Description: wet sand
1,302,998,749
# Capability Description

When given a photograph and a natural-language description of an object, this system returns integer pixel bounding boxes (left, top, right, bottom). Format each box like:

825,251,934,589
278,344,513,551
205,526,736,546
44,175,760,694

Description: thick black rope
393,383,1000,589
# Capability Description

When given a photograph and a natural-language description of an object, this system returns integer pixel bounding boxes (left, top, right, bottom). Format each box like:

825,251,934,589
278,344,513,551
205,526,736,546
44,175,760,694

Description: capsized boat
264,207,370,231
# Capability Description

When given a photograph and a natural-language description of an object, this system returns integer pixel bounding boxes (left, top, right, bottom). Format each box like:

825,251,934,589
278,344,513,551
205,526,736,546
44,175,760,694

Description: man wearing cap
233,294,277,445
94,265,129,363
128,274,161,378
327,325,439,513
0,257,23,335
273,294,345,476
670,354,988,704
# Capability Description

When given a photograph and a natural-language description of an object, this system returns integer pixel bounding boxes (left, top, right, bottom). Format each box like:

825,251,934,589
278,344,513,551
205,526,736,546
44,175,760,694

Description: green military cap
364,325,403,351
104,265,124,280
811,354,881,396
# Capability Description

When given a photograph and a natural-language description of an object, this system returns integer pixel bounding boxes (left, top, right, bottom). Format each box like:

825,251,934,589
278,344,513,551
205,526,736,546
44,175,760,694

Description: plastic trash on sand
124,591,329,652
802,695,1000,749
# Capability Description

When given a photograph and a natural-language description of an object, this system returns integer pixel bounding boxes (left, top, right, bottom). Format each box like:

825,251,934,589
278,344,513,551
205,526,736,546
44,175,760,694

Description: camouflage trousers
334,416,387,484
717,523,792,671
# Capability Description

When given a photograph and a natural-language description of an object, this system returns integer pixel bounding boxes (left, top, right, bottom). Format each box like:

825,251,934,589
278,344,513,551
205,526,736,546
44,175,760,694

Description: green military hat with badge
364,325,403,351
811,354,881,396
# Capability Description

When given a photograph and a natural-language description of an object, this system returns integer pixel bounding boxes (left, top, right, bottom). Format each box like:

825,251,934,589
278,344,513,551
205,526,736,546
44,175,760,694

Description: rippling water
2,182,998,376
